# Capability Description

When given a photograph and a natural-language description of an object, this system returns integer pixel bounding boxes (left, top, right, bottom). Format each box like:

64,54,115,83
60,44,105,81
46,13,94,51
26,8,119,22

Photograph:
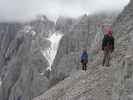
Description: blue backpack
80,52,88,61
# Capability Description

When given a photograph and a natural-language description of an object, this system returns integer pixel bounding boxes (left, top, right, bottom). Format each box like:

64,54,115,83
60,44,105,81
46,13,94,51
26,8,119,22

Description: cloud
0,0,130,22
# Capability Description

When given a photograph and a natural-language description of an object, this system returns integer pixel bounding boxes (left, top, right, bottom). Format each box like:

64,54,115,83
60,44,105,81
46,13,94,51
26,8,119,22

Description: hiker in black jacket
102,28,114,66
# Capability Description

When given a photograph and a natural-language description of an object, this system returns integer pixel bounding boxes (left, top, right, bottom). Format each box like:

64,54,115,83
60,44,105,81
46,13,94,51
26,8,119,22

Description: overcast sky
0,0,130,22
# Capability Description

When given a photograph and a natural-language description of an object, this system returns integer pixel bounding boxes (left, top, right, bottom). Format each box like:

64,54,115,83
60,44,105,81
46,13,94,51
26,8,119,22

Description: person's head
82,48,87,52
107,28,113,37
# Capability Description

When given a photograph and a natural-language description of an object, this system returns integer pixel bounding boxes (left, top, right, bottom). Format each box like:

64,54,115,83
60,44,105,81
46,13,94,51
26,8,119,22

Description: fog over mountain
0,0,129,22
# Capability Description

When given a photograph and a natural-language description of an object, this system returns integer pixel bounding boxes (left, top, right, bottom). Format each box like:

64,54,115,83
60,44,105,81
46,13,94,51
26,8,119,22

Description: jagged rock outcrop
111,0,133,100
0,29,33,100
8,51,50,100
0,23,22,72
55,17,76,34
0,16,55,100
33,1,133,100
29,15,55,36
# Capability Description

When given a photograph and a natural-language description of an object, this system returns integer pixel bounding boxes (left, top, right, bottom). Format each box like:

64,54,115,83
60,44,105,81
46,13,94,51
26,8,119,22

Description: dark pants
81,60,88,71
103,47,111,66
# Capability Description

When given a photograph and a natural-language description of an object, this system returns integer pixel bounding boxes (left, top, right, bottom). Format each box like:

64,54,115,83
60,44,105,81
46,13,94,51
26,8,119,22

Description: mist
0,0,130,22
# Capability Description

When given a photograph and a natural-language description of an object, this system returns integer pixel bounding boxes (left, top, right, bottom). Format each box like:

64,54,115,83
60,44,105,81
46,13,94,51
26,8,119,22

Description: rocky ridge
33,0,133,100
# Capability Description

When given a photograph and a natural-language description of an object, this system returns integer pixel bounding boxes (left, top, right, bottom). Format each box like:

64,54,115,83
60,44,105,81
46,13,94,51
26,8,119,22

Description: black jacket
102,35,114,51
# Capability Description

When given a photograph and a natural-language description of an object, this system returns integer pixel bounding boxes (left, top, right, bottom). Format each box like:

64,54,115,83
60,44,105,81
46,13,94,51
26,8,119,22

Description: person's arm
80,53,82,61
80,53,83,62
102,36,105,50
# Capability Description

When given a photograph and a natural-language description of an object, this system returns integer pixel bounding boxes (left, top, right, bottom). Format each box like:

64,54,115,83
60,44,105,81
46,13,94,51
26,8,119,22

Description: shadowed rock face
55,17,76,34
0,16,55,100
29,15,55,36
0,23,33,100
8,51,49,100
0,23,22,72
112,0,133,100
113,0,133,38
0,25,26,100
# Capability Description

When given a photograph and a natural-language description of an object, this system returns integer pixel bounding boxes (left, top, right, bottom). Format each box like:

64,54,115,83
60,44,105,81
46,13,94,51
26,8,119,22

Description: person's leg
81,60,84,70
106,50,111,66
103,49,107,66
85,64,87,71
84,63,87,71
84,64,85,70
102,53,106,66
105,48,111,66
82,63,84,70
83,61,86,71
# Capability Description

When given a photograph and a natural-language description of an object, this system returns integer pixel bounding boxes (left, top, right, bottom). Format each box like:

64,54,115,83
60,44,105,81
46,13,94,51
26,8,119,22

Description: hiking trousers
81,60,88,71
103,47,111,66
82,63,87,71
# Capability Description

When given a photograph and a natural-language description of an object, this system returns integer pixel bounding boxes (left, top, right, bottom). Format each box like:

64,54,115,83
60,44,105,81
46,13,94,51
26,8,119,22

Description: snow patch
40,72,44,76
23,25,36,36
24,25,32,33
31,30,36,36
42,32,63,71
